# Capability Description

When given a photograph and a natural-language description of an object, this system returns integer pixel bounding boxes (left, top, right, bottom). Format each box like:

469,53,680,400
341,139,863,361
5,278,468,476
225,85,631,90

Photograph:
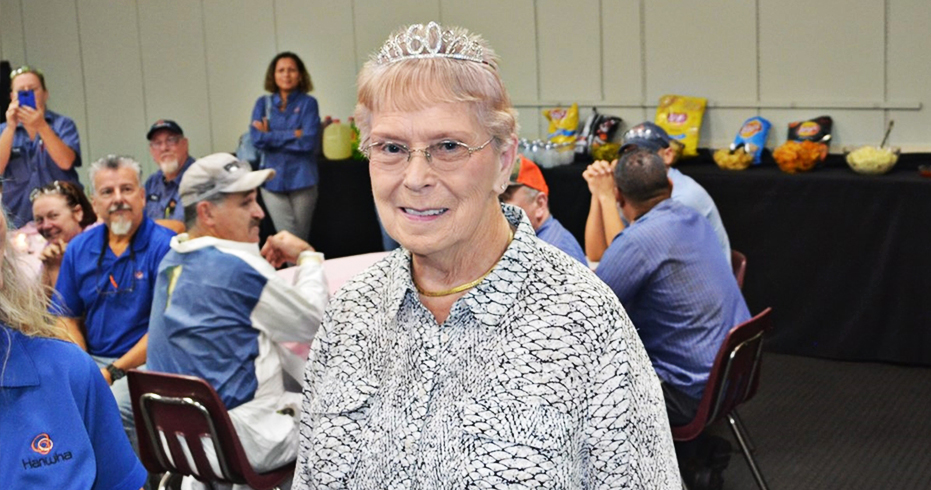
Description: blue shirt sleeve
596,237,651,306
52,115,82,168
75,351,148,490
251,94,320,152
52,239,85,318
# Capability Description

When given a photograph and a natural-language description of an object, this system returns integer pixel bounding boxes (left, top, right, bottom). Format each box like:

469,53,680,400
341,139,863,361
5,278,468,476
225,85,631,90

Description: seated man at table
595,149,748,488
144,119,196,230
584,121,731,265
500,154,587,265
147,153,328,485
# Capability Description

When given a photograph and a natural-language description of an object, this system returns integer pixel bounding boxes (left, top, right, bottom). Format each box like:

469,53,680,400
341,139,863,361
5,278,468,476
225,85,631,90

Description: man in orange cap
501,155,587,265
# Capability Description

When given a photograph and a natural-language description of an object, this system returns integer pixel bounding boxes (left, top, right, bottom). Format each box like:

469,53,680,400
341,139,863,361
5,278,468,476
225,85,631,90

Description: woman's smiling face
369,101,512,259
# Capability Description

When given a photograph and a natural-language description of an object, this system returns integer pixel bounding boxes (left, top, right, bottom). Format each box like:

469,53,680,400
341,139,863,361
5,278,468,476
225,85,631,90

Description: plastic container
323,119,352,160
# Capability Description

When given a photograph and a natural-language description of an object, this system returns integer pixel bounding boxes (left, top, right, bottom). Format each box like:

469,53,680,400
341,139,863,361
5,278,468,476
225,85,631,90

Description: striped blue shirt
535,216,587,266
596,199,750,399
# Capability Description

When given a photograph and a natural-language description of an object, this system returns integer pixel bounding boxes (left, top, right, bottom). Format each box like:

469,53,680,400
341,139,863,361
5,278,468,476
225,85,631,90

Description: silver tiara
375,22,491,68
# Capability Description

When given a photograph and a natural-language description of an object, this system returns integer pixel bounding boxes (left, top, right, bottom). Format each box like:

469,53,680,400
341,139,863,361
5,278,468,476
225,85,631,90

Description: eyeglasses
149,136,182,149
96,234,138,297
363,137,495,171
10,65,43,80
29,181,69,202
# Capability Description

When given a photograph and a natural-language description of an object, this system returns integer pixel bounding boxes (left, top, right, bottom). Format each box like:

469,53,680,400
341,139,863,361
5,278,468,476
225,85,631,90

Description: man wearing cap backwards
147,153,328,484
144,119,195,228
0,65,82,227
584,121,731,265
53,154,176,451
501,154,587,265
596,149,749,490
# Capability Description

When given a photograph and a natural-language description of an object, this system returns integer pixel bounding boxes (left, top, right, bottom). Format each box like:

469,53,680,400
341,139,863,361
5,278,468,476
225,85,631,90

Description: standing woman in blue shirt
0,66,83,228
0,209,147,490
250,52,321,241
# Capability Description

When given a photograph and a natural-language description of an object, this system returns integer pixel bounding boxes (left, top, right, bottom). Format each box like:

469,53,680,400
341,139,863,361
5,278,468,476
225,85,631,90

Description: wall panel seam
134,0,148,133
73,0,91,161
199,0,215,152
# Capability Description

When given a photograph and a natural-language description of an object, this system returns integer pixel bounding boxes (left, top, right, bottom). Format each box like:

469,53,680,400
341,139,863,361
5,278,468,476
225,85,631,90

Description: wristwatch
105,363,127,382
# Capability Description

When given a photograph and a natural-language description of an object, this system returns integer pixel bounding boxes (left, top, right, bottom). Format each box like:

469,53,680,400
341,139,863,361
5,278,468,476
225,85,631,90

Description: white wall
1,0,928,184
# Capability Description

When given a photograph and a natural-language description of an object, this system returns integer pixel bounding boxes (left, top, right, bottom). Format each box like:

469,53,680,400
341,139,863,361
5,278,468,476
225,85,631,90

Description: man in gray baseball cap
148,153,328,484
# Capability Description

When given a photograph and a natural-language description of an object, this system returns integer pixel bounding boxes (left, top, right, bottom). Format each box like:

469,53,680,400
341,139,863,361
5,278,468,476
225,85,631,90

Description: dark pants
661,381,700,426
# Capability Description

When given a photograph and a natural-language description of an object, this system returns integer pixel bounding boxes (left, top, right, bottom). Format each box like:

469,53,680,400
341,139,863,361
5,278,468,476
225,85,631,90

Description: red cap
509,154,549,195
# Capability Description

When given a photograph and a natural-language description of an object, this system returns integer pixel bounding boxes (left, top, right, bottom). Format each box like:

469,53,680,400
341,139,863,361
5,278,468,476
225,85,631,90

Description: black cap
146,119,184,140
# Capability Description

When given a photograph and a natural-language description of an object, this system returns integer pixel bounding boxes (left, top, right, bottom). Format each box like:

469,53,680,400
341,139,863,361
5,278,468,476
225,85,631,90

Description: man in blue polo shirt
583,121,731,266
148,153,328,484
53,154,175,451
501,154,587,265
595,149,749,489
144,119,195,226
0,65,82,227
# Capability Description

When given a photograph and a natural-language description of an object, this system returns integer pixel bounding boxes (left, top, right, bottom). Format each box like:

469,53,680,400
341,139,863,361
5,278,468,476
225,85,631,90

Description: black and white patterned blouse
294,205,679,489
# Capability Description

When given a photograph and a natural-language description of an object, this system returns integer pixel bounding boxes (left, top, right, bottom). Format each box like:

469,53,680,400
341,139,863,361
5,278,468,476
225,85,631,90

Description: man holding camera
0,65,82,227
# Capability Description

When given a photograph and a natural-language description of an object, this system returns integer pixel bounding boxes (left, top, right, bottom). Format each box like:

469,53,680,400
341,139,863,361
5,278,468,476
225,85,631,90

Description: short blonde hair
354,23,519,151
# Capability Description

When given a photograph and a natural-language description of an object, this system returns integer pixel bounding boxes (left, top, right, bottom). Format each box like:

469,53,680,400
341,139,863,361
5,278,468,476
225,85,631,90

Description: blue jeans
90,355,146,455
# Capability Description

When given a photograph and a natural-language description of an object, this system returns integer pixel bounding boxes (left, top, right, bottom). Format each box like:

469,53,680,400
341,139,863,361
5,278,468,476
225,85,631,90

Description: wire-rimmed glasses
363,137,495,171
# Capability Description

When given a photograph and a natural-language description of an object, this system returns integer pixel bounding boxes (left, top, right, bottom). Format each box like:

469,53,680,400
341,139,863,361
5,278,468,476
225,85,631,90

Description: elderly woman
293,23,678,489
0,208,146,489
30,180,97,290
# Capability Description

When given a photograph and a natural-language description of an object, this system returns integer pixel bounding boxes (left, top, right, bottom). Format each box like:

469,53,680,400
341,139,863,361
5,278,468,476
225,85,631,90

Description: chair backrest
672,307,772,441
731,249,747,289
127,370,295,490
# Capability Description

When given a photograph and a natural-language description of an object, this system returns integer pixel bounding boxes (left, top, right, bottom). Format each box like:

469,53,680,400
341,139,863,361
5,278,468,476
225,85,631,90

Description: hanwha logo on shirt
31,433,53,455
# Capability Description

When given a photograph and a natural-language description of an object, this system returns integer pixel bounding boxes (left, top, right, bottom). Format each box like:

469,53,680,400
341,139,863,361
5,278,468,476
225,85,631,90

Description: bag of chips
787,115,832,144
543,103,579,146
732,117,772,164
655,95,706,158
575,107,622,157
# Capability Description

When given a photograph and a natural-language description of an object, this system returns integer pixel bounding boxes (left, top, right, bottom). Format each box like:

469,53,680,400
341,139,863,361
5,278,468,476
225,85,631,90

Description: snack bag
575,107,623,156
544,103,579,146
787,115,832,144
655,95,706,157
732,117,772,164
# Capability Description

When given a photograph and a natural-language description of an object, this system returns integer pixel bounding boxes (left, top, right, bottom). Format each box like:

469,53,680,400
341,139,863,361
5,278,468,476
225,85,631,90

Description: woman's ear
497,135,519,188
72,205,84,224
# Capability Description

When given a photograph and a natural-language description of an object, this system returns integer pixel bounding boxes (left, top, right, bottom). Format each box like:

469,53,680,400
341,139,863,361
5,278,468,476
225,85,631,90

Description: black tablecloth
310,154,931,365
541,152,931,366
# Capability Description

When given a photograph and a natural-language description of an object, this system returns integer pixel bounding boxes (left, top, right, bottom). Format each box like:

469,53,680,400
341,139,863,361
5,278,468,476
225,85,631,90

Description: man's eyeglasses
149,136,182,149
95,235,138,297
362,137,495,172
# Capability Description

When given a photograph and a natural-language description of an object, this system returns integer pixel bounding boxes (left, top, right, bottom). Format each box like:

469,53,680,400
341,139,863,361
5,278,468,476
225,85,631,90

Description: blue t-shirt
596,199,750,400
0,326,147,490
143,155,195,221
148,245,267,409
0,110,82,228
536,216,588,266
249,92,320,193
53,217,175,357
668,167,731,265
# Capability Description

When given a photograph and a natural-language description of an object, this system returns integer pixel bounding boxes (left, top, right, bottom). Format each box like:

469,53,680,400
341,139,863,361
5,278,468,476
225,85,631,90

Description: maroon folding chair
127,370,295,490
731,250,747,289
671,307,773,490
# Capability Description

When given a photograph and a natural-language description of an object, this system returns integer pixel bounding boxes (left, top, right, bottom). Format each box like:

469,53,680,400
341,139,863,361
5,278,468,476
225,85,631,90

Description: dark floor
709,353,931,490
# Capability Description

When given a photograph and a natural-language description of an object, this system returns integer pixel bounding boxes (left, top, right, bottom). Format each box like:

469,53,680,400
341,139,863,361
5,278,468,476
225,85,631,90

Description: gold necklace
415,228,514,298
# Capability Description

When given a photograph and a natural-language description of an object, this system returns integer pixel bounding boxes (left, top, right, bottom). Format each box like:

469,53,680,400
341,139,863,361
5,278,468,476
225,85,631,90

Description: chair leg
727,414,770,490
732,408,756,453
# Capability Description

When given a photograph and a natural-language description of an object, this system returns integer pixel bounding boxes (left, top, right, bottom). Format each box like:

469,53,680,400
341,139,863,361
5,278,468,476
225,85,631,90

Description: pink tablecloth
278,251,389,358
